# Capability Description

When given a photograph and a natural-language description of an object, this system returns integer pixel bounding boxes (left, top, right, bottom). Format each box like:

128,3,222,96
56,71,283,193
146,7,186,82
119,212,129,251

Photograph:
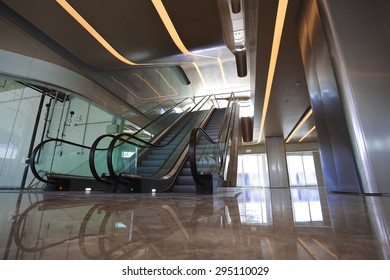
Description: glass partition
106,96,213,181
191,93,238,183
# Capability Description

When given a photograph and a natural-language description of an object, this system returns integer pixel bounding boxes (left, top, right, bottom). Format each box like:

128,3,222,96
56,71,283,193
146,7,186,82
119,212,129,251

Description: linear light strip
151,0,190,55
286,108,313,143
151,0,226,86
258,0,289,141
56,0,140,66
298,125,316,143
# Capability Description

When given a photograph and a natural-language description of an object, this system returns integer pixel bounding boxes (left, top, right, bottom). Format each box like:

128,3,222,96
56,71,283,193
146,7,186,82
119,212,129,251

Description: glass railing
105,95,214,184
88,97,197,183
189,93,237,187
30,138,99,183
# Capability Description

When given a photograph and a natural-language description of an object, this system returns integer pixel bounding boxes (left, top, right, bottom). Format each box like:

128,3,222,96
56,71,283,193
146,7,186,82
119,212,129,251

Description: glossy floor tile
1,187,389,260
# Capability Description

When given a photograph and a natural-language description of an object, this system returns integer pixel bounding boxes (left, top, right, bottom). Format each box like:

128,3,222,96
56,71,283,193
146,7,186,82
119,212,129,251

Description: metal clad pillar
265,136,289,188
317,0,390,194
297,0,361,193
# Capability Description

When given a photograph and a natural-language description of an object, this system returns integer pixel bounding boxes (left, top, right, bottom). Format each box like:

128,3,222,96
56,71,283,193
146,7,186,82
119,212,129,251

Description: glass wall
0,77,42,188
0,75,140,189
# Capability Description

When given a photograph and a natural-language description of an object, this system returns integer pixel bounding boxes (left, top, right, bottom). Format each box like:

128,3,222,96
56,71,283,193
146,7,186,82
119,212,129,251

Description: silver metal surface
297,0,361,193
317,0,390,194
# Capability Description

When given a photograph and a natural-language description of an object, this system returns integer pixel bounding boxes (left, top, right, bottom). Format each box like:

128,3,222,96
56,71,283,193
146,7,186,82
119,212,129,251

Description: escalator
93,93,237,194
29,97,197,191
94,96,216,193
172,108,226,193
30,93,237,194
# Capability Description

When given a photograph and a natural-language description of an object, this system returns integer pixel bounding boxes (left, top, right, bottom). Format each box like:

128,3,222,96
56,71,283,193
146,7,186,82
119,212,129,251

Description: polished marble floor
1,187,389,260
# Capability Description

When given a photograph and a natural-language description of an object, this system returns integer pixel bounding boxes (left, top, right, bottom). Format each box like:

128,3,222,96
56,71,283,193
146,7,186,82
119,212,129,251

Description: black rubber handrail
89,131,170,184
29,138,97,184
189,93,237,186
133,97,194,137
189,127,217,186
88,97,197,184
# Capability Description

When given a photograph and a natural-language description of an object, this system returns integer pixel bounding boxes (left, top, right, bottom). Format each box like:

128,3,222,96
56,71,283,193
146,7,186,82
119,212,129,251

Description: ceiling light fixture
56,0,140,66
298,125,316,142
286,108,313,143
258,0,289,142
151,0,190,55
152,0,226,85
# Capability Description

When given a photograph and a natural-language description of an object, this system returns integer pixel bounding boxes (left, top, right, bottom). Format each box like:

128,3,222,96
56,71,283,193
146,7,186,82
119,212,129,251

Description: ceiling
0,0,317,144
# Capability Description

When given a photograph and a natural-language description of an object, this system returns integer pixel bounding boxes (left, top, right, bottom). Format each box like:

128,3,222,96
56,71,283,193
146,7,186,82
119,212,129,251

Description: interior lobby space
1,187,389,260
1,0,390,262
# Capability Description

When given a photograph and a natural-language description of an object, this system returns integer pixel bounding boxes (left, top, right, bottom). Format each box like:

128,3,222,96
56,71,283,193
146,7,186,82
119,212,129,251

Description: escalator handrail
133,97,195,137
29,137,98,184
189,127,217,186
189,93,237,185
89,129,174,184
88,98,200,184
106,95,212,182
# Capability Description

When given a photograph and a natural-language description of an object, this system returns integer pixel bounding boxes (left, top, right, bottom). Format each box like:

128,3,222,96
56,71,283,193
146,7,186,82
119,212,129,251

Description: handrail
133,97,194,137
29,138,97,184
106,95,212,182
88,97,197,183
189,127,217,186
188,92,237,186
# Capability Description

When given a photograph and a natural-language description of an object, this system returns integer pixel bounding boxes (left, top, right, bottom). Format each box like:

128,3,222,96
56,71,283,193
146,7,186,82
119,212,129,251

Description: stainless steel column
297,0,362,193
265,136,289,188
316,0,390,194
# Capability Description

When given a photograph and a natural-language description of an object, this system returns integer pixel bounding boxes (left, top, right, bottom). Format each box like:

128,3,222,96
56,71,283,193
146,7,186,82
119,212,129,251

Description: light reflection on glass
238,188,270,224
291,187,323,224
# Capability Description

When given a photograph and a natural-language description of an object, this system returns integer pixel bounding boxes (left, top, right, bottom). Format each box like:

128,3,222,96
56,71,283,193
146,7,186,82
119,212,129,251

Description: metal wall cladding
316,0,390,194
297,0,361,193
